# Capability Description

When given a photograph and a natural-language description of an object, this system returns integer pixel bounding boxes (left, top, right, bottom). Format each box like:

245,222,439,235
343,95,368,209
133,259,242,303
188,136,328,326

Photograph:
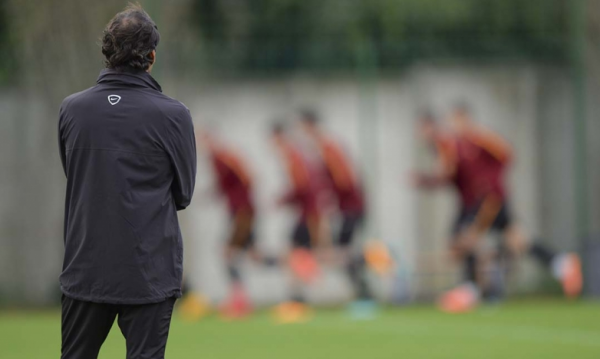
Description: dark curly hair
101,3,160,71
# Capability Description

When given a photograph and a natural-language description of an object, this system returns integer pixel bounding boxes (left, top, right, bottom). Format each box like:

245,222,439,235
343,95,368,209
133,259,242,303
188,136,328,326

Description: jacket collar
97,68,162,92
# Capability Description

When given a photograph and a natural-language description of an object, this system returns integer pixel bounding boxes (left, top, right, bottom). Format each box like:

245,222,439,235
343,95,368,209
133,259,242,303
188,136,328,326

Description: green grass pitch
1,299,599,359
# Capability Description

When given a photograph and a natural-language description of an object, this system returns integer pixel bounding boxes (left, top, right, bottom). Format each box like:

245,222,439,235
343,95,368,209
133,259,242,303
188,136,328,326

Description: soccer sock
227,263,241,282
482,260,505,300
529,242,556,268
347,256,372,300
463,253,477,283
262,256,280,267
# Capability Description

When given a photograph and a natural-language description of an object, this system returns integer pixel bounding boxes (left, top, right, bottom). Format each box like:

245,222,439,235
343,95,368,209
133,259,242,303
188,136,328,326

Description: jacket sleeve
165,106,197,211
58,103,67,176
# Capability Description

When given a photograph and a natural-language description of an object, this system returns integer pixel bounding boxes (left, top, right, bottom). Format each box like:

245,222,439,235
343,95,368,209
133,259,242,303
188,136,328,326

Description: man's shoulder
60,86,98,111
143,91,190,119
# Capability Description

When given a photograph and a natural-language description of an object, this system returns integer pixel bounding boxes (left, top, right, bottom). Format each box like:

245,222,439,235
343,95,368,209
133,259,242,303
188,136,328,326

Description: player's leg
474,202,514,301
501,220,582,299
437,249,483,313
454,195,504,255
338,212,372,300
446,206,478,284
337,212,380,319
478,246,507,301
289,220,313,301
479,200,583,298
457,196,508,292
226,210,254,282
501,220,555,266
244,218,280,268
445,206,480,299
273,220,314,323
221,210,254,318
117,298,176,359
438,203,499,313
61,295,118,359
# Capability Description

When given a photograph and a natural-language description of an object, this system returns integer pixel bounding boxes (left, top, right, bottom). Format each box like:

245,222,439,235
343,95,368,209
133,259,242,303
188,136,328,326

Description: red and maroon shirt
436,129,512,208
210,147,254,215
318,137,365,215
278,141,321,220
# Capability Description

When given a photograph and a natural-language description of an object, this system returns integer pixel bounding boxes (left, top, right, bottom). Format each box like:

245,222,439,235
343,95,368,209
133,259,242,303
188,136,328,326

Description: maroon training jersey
440,128,512,208
278,141,321,220
210,147,254,215
318,137,365,214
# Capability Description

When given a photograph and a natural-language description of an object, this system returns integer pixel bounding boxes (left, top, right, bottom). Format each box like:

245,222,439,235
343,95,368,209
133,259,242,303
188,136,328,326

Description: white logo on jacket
107,95,121,105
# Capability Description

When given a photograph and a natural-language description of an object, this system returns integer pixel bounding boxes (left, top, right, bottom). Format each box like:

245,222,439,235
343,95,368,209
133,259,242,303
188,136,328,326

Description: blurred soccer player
414,106,583,313
412,110,482,304
298,110,374,310
197,129,258,319
270,123,321,323
437,104,582,312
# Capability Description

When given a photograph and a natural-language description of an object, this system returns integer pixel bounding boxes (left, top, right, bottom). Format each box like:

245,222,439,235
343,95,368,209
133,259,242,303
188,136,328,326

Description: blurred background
0,0,599,309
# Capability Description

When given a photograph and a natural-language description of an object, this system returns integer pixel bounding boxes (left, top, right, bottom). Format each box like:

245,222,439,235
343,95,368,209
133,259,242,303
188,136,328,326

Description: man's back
58,69,196,304
59,6,197,358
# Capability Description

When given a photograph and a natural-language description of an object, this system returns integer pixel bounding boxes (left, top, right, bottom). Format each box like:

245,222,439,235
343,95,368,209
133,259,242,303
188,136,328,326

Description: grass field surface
1,299,598,359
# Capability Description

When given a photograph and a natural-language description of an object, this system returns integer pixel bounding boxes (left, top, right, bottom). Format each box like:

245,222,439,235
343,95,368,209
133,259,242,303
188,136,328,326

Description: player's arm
413,140,456,188
323,145,352,192
222,153,252,188
277,162,308,206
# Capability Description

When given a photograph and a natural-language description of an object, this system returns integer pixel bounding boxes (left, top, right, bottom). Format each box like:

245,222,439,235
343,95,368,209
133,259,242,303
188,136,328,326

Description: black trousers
61,295,176,359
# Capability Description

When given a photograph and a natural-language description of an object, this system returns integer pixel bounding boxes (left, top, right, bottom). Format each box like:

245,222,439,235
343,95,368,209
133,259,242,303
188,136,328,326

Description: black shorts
452,200,512,237
61,295,176,359
337,212,364,247
227,210,255,250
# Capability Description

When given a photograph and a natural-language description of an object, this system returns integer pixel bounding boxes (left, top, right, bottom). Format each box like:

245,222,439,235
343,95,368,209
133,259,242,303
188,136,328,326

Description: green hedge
190,0,569,72
0,1,14,84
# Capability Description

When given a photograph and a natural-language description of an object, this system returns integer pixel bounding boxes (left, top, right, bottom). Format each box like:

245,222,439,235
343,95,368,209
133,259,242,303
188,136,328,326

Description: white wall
173,64,556,304
0,64,583,305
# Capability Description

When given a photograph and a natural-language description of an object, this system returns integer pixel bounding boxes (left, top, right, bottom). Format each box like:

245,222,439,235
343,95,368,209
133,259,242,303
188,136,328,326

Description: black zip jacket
58,69,196,304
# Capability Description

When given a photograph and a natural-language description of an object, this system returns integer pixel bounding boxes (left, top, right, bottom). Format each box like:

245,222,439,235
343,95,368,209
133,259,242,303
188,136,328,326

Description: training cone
220,284,253,320
179,292,211,321
364,240,394,276
272,301,312,324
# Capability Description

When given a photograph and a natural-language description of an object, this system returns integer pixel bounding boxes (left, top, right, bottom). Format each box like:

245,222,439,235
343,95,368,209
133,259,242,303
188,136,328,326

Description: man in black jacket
58,4,196,358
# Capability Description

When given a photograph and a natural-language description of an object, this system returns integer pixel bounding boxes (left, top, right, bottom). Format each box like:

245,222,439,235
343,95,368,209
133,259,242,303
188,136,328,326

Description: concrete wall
0,64,589,305
171,64,578,303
